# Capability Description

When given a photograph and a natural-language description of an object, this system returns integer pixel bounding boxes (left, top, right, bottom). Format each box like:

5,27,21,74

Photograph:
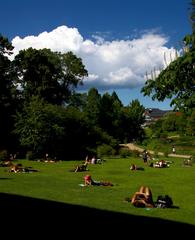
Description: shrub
97,144,116,157
131,150,141,157
119,148,132,158
0,150,8,161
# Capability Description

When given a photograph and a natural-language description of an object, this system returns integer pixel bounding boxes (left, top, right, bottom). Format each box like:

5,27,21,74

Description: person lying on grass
84,175,113,186
130,164,144,171
150,160,170,168
9,163,39,173
125,186,155,208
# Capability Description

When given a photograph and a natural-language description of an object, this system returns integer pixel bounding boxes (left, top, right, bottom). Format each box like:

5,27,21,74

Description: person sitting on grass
74,162,88,172
84,175,113,186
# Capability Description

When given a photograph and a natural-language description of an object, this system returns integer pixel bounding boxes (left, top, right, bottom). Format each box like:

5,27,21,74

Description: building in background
143,108,172,127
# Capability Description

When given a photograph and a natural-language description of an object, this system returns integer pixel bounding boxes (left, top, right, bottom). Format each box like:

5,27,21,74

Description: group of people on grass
0,154,39,173
150,159,170,168
72,155,104,172
0,161,39,173
74,149,175,209
1,150,175,208
85,155,103,164
140,149,173,168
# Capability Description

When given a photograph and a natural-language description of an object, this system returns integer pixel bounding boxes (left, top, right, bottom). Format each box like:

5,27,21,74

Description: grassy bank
0,156,195,230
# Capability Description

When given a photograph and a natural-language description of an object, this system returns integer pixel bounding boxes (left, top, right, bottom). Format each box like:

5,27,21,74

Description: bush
119,148,132,158
153,151,159,158
97,144,116,157
0,150,8,161
131,150,141,157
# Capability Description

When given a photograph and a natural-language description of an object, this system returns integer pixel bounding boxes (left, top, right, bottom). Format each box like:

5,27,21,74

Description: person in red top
84,175,92,185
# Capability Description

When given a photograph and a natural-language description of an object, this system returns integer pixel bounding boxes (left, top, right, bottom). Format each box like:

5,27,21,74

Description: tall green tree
0,34,14,55
99,92,121,138
13,48,88,105
141,0,195,112
122,99,145,142
0,34,17,151
59,51,88,98
83,88,101,126
14,97,51,155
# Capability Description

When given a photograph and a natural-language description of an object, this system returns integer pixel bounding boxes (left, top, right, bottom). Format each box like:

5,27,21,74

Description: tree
99,92,123,139
186,110,195,135
189,0,195,49
122,99,145,142
0,34,14,55
83,88,101,126
13,48,88,105
68,92,87,110
141,0,195,112
0,34,17,151
58,51,88,101
14,97,51,156
13,95,115,159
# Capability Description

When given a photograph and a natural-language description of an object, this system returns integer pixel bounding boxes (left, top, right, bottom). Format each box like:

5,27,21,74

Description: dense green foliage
0,35,18,151
13,48,88,105
0,37,145,159
141,0,195,112
141,111,195,156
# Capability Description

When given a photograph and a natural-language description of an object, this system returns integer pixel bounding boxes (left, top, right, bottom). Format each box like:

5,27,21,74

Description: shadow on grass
0,192,194,237
0,177,12,180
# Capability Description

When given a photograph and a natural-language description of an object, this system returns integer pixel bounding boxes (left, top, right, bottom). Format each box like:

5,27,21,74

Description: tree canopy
13,48,88,105
0,35,155,159
141,0,195,112
0,34,18,150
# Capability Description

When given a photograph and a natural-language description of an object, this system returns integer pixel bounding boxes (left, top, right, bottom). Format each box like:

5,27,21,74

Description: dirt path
120,143,191,159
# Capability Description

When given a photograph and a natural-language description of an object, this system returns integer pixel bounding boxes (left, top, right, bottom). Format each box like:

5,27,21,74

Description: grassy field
1,156,195,235
142,134,195,157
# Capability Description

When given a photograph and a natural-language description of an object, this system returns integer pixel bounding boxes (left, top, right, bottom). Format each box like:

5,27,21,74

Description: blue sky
1,0,192,109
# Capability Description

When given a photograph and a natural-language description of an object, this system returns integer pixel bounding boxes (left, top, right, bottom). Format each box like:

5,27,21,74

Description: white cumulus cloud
11,25,177,90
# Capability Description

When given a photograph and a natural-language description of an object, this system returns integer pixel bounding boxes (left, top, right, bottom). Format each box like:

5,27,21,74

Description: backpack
156,195,173,208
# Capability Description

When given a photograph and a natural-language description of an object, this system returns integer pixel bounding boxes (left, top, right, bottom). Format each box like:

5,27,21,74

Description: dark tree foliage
0,34,147,159
13,48,88,105
122,99,145,142
83,88,101,126
141,0,195,112
0,34,14,55
14,96,90,159
0,34,18,151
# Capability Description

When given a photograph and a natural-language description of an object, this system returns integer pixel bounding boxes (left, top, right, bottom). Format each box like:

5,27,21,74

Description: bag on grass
156,195,173,208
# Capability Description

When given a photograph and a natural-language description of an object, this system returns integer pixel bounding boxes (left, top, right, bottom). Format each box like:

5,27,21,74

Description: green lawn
142,135,195,157
0,156,195,227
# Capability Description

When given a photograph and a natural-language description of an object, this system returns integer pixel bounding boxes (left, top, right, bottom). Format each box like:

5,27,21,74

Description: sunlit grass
0,156,195,226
